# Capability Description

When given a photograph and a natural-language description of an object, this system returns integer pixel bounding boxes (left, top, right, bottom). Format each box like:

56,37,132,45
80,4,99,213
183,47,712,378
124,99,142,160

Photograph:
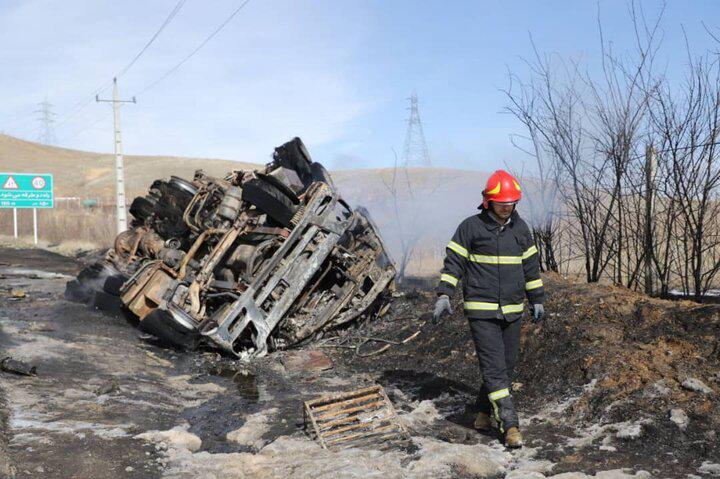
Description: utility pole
644,144,656,296
97,78,136,234
35,98,57,145
401,92,431,168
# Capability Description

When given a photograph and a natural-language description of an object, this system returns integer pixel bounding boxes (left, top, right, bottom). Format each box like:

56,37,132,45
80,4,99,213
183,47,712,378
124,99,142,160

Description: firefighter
432,169,545,448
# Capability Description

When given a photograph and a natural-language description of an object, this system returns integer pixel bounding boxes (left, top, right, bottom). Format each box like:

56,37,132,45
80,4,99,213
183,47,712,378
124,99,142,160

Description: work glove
530,303,545,324
432,295,453,324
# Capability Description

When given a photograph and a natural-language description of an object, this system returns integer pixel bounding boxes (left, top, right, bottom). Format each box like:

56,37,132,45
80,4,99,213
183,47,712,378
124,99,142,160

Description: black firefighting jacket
437,208,545,321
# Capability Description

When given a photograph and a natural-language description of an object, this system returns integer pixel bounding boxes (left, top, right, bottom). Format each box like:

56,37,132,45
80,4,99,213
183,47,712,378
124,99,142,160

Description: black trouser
468,316,521,432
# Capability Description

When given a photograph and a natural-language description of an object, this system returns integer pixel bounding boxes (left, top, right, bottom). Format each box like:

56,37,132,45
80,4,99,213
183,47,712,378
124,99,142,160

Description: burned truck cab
71,138,395,357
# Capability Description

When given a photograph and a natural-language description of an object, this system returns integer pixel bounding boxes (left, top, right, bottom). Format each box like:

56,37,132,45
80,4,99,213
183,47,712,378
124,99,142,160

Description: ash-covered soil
1,248,718,478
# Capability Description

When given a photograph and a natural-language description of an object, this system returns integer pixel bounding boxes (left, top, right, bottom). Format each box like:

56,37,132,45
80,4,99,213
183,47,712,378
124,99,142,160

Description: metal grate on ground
304,385,409,449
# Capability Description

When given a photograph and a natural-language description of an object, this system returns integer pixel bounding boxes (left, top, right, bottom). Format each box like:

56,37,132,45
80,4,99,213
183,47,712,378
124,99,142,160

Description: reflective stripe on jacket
437,209,545,320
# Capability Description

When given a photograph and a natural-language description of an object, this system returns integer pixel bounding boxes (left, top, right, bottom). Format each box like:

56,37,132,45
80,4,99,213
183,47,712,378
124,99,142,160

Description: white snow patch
411,436,510,477
566,420,649,449
506,445,555,477
547,469,651,478
135,423,202,453
670,408,690,431
530,380,597,420
0,267,72,279
226,408,277,448
699,461,720,476
682,378,714,394
10,414,130,440
399,399,441,431
141,428,514,479
615,423,643,440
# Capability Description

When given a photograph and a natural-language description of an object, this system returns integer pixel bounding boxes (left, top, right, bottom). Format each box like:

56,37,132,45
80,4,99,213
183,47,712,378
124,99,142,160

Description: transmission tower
35,98,57,145
401,92,431,167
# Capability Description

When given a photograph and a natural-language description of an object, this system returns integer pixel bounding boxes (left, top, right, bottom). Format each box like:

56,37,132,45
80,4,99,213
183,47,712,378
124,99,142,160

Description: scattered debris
0,357,36,376
669,408,690,431
94,379,119,396
281,350,333,374
67,137,395,357
681,377,713,394
10,289,26,299
304,385,408,449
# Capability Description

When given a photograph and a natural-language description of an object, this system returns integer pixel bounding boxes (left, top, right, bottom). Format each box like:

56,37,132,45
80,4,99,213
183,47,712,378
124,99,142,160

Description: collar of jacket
478,208,518,231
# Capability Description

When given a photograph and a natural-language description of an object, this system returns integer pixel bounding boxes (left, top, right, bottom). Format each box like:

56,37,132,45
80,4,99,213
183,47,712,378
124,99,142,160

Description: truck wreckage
67,138,395,357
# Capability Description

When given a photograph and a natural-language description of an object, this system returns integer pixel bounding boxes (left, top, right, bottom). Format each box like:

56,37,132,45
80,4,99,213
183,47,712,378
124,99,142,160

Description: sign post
0,173,54,244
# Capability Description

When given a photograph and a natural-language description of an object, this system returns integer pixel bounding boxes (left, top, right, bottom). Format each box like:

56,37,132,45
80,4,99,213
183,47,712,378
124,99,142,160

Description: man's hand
531,303,545,324
433,295,453,324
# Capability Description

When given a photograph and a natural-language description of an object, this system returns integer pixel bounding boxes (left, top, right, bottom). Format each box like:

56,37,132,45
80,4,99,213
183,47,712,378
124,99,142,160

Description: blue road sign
0,173,54,208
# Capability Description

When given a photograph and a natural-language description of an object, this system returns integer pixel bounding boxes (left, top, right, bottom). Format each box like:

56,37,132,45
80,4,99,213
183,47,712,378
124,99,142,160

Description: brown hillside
0,134,259,200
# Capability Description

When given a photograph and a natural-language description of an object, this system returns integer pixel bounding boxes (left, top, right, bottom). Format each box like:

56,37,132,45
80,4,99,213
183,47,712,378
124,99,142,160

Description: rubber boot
505,427,524,448
474,411,492,431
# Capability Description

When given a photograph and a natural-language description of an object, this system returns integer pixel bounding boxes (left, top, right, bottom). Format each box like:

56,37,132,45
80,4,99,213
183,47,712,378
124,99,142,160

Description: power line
133,0,252,97
55,0,187,131
115,0,187,80
59,111,113,143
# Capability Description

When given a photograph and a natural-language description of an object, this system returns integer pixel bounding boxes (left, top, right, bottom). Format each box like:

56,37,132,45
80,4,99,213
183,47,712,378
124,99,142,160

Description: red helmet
482,170,522,209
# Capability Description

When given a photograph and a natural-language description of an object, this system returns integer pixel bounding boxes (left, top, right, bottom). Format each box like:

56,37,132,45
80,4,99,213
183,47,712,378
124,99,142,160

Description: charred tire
139,310,199,350
169,176,198,196
92,290,125,318
64,280,92,303
242,178,298,227
129,196,158,222
102,274,128,296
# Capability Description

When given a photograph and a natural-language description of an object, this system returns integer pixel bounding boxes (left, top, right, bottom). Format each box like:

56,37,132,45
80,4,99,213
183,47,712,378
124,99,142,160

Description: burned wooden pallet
304,385,409,449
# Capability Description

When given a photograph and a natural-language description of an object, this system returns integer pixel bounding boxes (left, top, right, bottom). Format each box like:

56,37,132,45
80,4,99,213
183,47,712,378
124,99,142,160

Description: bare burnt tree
503,80,564,273
648,53,720,299
582,4,662,287
505,3,663,284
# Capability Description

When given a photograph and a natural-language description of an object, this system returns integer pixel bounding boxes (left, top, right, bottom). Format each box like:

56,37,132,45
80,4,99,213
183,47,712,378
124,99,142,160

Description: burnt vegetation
505,3,720,300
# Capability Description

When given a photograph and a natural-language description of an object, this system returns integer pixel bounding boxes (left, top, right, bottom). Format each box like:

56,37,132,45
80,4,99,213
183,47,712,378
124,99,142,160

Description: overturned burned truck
68,138,395,357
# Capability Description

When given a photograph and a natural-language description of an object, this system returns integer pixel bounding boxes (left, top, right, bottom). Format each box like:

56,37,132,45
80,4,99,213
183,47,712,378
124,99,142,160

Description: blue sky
1,1,719,170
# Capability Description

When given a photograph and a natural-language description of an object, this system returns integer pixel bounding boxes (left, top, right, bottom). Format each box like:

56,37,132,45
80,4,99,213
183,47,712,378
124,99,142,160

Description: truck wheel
129,196,158,222
139,310,199,350
102,274,128,296
242,178,298,227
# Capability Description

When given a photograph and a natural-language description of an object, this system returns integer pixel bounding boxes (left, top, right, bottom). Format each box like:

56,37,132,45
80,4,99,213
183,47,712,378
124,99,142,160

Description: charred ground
1,248,719,477
332,274,720,475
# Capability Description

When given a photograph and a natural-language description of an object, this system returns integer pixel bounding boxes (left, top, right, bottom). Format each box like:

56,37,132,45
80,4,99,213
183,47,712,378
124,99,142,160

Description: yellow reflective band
501,304,525,314
525,279,543,290
469,254,523,265
464,302,524,314
488,388,510,401
487,181,501,195
440,274,458,287
447,241,468,258
464,301,499,311
522,245,538,259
